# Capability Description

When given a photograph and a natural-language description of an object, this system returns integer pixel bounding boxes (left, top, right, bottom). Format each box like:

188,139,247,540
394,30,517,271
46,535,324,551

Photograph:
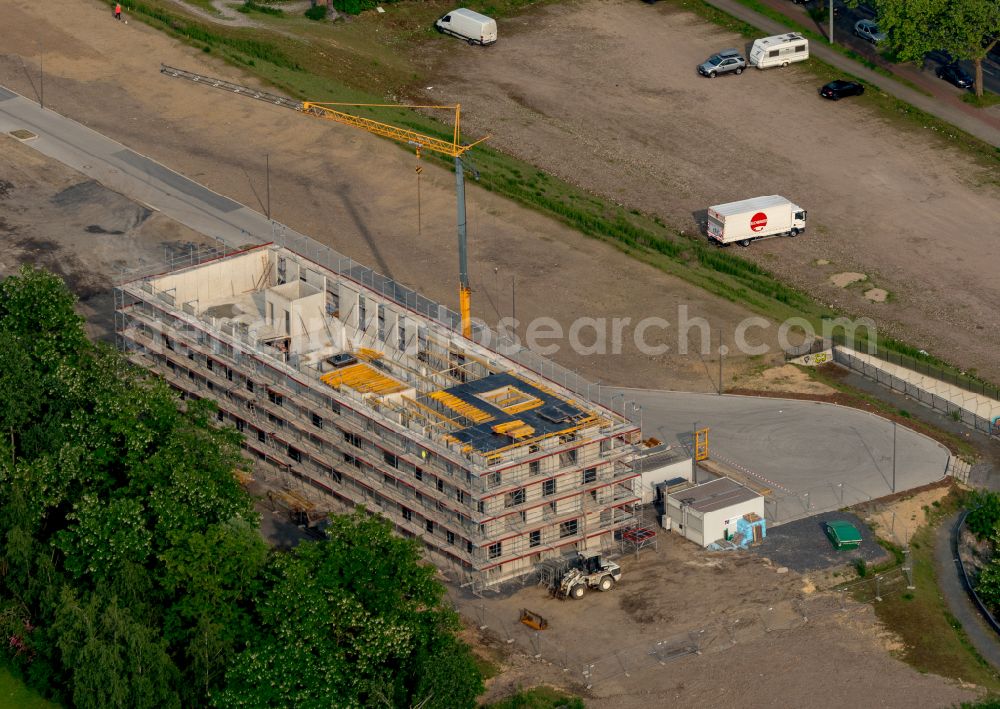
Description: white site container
706,195,807,247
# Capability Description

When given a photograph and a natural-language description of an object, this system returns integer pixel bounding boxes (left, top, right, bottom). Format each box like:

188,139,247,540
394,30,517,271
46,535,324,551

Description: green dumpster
825,521,862,550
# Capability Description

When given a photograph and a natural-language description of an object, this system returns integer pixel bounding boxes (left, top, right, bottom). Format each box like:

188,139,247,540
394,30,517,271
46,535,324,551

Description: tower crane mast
161,64,488,338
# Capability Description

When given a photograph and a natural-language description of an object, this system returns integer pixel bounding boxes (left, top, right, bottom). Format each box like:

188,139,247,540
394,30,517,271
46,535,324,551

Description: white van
749,33,809,69
435,8,498,46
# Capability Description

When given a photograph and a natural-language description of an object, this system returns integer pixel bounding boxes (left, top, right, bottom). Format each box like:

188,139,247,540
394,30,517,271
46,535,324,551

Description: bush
304,4,327,19
854,558,868,578
966,491,1000,541
239,0,284,15
330,0,401,15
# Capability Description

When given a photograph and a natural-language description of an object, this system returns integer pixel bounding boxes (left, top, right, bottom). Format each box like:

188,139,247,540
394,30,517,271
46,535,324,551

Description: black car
936,63,974,90
820,80,865,100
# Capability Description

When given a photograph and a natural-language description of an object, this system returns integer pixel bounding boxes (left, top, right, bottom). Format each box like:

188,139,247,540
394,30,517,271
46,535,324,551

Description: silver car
698,49,747,77
854,19,886,44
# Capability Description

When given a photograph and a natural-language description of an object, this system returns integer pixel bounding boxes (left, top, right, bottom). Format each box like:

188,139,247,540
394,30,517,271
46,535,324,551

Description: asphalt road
935,511,1000,671
610,388,950,521
0,86,268,255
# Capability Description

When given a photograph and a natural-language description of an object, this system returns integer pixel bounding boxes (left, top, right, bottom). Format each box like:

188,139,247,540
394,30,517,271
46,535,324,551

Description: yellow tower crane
159,62,488,339
301,101,488,338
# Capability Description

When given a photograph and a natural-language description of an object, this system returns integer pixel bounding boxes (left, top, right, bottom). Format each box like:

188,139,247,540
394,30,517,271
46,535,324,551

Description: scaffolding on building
115,242,643,586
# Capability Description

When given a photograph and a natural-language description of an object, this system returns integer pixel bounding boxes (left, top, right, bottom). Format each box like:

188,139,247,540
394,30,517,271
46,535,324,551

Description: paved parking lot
613,389,951,523
748,510,889,573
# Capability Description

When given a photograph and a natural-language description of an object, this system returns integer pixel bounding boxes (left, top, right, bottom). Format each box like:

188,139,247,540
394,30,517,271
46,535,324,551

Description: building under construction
115,242,641,587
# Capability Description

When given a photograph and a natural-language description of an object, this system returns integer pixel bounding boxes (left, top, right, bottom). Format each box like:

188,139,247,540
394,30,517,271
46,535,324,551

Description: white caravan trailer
706,195,807,247
749,33,809,69
435,8,498,46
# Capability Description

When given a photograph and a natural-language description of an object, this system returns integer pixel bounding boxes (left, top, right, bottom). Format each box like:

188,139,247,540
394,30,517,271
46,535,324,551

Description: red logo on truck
750,212,767,232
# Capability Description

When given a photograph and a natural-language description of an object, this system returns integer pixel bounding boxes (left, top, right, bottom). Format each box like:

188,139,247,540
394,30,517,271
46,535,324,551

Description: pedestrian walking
115,3,122,20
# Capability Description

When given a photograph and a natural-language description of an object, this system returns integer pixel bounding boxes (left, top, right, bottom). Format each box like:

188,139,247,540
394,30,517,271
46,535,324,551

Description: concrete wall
151,248,269,307
639,458,692,505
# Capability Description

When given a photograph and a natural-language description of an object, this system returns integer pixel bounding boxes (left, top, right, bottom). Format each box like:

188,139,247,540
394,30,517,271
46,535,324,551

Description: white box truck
435,8,498,46
706,195,806,247
749,33,809,69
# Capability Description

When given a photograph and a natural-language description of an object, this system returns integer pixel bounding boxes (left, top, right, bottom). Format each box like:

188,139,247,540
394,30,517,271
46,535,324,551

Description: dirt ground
730,362,836,395
0,0,799,394
424,0,1000,384
0,136,213,339
867,485,952,548
455,534,978,708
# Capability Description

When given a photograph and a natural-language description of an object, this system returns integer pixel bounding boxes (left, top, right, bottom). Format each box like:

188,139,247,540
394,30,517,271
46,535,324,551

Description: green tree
0,265,89,367
159,518,268,700
52,588,182,709
862,0,999,96
215,511,483,708
0,268,486,708
975,557,1000,611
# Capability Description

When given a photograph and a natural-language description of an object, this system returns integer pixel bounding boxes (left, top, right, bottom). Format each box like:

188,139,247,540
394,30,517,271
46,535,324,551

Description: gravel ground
425,0,1000,382
457,534,977,708
0,137,213,341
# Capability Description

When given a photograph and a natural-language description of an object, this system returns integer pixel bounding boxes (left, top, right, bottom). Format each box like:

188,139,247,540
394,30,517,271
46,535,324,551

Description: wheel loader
554,552,621,600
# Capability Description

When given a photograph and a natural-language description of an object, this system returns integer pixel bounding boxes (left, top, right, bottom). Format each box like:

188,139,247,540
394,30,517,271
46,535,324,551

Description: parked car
854,19,886,44
936,63,974,89
697,49,747,77
820,80,864,100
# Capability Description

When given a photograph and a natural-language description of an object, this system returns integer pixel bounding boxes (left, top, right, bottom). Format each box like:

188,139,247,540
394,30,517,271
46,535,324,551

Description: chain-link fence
788,335,999,403
833,346,999,438
762,481,877,526
831,564,914,605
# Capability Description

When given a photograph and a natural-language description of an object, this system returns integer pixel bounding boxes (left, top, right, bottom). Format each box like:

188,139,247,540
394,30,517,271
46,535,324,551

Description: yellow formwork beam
321,363,406,395
429,391,493,423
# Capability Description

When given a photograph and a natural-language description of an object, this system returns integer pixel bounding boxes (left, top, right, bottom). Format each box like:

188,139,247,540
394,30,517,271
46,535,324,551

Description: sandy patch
830,272,868,288
734,363,836,396
867,487,951,547
864,288,889,302
815,258,830,266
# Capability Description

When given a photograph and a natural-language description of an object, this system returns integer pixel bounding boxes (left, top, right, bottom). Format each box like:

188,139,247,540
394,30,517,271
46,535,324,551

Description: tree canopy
0,265,483,707
861,0,999,96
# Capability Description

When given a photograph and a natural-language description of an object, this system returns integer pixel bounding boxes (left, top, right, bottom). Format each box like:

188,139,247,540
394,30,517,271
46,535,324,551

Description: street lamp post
829,0,834,44
611,392,623,419
691,421,699,483
892,421,897,493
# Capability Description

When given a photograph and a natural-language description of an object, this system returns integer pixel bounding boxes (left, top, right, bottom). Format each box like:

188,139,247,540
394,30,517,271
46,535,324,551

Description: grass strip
863,491,1000,691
